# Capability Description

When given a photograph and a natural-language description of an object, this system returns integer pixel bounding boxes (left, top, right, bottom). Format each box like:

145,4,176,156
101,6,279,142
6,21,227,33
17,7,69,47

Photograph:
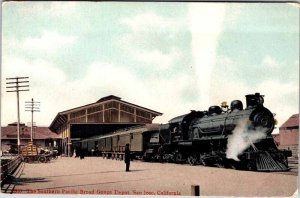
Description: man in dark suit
124,144,131,172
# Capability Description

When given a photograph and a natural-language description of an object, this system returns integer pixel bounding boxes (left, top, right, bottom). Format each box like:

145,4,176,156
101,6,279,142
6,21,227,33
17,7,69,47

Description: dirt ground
3,157,298,197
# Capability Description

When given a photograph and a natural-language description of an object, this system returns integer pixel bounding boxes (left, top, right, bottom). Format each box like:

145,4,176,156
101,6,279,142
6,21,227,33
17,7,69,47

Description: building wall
272,134,280,145
279,129,299,146
1,140,13,151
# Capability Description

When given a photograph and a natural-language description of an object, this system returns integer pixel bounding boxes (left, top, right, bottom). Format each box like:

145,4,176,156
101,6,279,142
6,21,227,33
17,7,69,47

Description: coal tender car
145,93,291,171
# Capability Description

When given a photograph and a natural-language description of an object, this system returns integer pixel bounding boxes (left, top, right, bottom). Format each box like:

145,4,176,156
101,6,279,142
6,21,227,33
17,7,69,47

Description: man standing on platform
124,144,131,172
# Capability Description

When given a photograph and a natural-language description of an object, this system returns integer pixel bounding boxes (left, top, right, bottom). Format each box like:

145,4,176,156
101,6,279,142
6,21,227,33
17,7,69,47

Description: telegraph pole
25,98,40,142
6,77,29,153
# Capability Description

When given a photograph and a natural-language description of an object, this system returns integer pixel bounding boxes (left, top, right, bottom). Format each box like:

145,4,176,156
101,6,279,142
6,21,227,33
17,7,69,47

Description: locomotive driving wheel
199,155,207,166
187,155,197,166
174,152,183,163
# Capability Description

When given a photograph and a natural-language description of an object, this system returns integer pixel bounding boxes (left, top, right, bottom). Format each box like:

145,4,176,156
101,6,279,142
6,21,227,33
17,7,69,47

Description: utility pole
6,77,29,153
25,98,40,142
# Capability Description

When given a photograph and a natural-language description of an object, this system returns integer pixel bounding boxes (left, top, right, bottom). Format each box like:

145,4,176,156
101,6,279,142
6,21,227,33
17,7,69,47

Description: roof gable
49,95,163,131
280,114,299,129
97,95,121,103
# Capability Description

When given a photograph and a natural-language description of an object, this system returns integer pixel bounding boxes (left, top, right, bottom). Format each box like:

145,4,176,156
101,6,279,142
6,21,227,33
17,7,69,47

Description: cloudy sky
1,2,299,133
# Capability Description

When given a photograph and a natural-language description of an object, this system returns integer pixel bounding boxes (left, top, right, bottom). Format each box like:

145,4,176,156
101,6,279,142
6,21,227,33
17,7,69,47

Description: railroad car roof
81,123,160,142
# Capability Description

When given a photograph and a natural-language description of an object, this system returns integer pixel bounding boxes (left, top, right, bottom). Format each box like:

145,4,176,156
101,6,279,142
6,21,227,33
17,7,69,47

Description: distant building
272,114,299,160
272,133,280,146
49,95,162,156
278,114,299,146
1,122,61,152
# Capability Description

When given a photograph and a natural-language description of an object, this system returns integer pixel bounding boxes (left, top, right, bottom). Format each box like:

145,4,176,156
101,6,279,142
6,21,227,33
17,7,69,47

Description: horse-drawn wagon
21,141,51,163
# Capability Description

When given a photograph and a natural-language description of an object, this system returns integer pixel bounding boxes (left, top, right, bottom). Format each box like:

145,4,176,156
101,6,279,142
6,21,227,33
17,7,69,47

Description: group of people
72,144,131,172
73,148,86,159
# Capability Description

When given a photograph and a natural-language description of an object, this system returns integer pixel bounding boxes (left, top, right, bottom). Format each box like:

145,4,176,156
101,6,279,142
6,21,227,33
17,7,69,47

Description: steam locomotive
75,93,291,171
145,93,291,171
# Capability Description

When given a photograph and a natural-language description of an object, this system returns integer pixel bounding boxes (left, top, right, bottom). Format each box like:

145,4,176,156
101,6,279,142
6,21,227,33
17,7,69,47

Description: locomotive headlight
253,112,271,128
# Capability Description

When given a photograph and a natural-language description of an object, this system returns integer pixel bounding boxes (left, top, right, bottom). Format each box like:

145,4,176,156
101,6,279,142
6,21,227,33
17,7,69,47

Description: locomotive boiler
151,93,291,171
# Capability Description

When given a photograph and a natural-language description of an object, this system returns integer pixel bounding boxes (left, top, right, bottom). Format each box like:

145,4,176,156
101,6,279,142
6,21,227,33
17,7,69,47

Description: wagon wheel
187,155,197,166
51,155,58,160
23,157,30,163
38,156,47,163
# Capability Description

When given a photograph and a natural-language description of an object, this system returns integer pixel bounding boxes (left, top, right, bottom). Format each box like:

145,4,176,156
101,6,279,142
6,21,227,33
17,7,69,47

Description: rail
1,155,23,186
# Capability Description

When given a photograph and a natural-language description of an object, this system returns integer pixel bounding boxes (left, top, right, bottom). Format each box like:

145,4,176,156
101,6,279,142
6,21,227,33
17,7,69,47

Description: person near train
158,143,164,163
124,144,131,172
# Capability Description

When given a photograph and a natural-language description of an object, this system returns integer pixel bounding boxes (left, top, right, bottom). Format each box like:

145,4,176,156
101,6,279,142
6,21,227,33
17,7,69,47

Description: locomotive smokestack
245,93,264,108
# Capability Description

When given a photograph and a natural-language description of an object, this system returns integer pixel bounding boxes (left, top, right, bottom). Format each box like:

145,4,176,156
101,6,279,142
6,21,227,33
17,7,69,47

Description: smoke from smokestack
226,119,267,161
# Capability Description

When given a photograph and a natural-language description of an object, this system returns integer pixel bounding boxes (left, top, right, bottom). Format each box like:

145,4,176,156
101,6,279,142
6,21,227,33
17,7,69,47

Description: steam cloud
226,119,267,161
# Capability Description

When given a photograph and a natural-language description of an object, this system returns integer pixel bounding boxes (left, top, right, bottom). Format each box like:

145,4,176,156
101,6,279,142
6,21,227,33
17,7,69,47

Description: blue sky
1,2,299,133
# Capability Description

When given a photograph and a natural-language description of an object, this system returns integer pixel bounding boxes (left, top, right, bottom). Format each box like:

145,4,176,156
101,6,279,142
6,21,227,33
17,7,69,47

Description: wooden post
6,77,29,153
191,185,200,196
118,103,121,122
85,109,88,122
134,108,136,122
102,104,105,122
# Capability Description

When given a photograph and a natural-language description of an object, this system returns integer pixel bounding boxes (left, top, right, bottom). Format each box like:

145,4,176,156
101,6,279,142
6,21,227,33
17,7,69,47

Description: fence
1,155,23,186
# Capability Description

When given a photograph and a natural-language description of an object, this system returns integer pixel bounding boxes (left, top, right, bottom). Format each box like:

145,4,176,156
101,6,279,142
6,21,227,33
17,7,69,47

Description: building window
70,110,86,119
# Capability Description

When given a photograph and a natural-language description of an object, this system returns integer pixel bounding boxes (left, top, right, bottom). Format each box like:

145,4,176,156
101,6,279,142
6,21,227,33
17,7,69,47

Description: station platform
1,157,298,196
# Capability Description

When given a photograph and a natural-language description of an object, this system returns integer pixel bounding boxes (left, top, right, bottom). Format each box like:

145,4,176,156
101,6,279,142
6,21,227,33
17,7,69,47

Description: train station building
49,95,162,156
1,122,61,153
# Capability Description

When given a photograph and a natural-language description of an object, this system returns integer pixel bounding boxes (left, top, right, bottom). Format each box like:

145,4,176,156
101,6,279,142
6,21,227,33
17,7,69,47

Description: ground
2,157,298,197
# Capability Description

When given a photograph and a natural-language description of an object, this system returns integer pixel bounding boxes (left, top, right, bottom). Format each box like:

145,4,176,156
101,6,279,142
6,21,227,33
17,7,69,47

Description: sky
1,2,299,134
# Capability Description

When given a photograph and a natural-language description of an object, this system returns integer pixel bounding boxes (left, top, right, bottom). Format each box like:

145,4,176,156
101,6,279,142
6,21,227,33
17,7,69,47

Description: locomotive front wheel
246,162,256,171
216,163,224,168
38,156,47,163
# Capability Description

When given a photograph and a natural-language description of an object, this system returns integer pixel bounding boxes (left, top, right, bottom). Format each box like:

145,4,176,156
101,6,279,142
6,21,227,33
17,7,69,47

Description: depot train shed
49,95,162,156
